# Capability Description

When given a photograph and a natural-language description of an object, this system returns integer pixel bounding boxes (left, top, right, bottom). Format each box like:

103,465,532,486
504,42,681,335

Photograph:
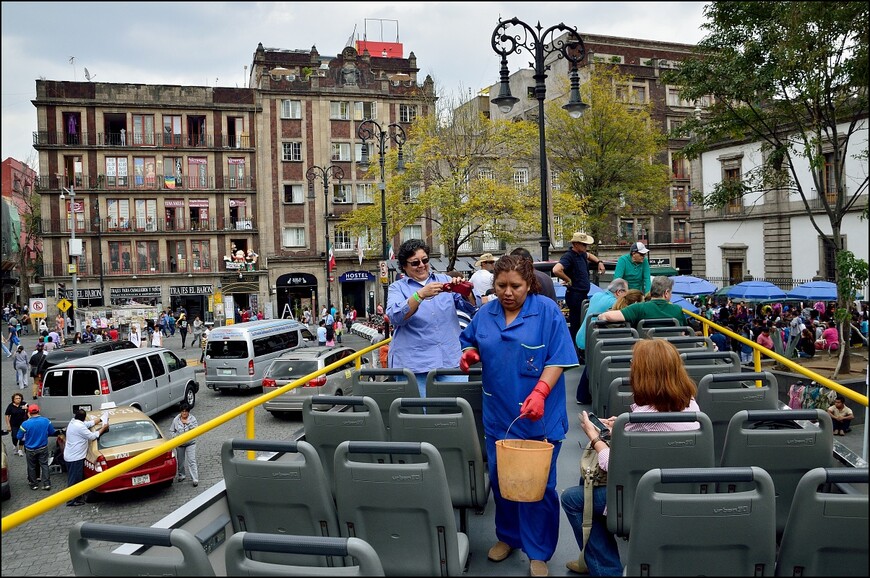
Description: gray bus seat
302,396,389,496
588,338,638,400
388,397,490,533
586,326,638,368
353,368,419,428
659,335,715,351
625,467,777,576
224,533,385,576
679,350,742,385
719,409,835,538
606,412,715,538
696,371,780,463
426,367,485,457
636,317,679,337
775,467,868,576
645,325,695,339
69,521,215,576
221,439,341,567
594,354,633,418
334,441,470,576
607,377,634,419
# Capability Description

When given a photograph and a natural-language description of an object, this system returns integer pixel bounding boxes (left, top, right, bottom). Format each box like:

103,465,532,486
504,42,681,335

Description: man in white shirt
470,253,497,302
63,408,108,506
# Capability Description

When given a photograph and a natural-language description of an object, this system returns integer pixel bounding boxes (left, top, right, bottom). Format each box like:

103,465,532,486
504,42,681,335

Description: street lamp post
306,165,344,314
93,206,105,306
59,184,79,332
357,119,406,335
491,17,589,261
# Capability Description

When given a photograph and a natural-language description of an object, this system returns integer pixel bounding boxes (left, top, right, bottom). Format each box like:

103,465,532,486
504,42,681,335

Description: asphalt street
0,322,376,577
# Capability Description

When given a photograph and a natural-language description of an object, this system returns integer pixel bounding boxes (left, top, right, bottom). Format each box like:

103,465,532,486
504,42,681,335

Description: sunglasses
407,257,430,267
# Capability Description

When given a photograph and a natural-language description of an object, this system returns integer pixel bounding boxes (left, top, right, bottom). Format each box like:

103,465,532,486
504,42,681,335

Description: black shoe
31,485,39,490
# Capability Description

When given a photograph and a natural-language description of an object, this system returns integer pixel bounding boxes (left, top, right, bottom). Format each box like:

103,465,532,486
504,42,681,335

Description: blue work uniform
460,293,578,561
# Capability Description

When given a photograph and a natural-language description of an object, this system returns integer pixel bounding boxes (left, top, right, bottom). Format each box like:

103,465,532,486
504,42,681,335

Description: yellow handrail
684,309,867,407
2,338,391,534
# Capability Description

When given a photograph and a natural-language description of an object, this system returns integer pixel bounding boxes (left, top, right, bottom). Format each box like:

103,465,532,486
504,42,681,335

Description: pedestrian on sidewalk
170,403,199,486
178,313,189,349
5,392,28,456
13,345,29,390
19,404,56,491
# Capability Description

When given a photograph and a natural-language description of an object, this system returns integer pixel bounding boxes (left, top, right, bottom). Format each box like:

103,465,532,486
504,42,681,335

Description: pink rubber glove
459,349,480,373
520,380,551,421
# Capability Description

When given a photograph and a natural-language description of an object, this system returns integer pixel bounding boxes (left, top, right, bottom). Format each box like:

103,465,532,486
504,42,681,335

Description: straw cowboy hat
475,253,497,267
570,232,595,245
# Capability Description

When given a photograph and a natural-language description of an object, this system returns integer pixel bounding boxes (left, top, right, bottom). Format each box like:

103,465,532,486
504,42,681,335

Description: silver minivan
37,347,198,428
204,319,315,392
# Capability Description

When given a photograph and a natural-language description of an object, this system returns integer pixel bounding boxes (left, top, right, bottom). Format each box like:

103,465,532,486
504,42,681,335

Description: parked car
262,346,366,416
82,405,177,494
36,340,138,379
1,430,10,501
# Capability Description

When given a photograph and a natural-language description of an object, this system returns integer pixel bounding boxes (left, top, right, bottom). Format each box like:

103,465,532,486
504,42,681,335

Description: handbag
572,438,609,573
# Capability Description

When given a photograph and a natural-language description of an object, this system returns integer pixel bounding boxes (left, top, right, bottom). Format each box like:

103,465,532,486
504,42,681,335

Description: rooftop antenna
84,67,96,82
69,56,76,81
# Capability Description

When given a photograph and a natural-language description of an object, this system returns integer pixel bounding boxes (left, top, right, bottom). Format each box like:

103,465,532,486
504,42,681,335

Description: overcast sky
1,2,708,168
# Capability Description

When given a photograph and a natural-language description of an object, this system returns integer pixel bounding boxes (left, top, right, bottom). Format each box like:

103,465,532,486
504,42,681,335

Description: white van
204,319,315,392
37,347,198,428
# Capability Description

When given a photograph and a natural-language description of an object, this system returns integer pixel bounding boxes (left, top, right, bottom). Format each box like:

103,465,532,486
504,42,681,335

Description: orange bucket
495,438,554,502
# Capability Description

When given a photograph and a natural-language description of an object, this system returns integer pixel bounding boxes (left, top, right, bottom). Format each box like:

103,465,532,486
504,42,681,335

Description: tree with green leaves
546,66,671,246
668,1,869,372
339,93,538,270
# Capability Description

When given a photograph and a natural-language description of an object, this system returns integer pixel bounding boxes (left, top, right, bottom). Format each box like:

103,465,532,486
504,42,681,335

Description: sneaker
192,481,198,487
43,486,51,491
17,449,23,457
31,485,39,490
530,560,549,577
488,541,513,562
177,475,186,482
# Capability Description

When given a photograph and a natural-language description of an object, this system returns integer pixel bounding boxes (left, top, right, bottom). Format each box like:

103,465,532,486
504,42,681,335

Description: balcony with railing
611,231,691,246
36,174,255,192
45,258,226,278
41,216,257,236
33,131,254,150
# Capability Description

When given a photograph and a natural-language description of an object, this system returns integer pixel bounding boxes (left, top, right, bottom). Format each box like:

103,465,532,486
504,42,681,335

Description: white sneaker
17,450,24,457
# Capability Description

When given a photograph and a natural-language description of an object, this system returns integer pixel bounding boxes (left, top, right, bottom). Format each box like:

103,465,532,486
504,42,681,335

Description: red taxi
83,406,177,493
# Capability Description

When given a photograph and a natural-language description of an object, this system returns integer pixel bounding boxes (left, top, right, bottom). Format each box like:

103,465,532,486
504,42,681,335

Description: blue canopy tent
671,294,700,314
787,281,837,301
726,281,787,301
555,282,602,301
671,275,717,296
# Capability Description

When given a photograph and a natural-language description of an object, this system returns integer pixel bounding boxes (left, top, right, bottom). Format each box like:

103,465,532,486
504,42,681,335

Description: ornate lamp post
306,165,344,313
357,119,406,333
58,184,80,331
491,17,589,261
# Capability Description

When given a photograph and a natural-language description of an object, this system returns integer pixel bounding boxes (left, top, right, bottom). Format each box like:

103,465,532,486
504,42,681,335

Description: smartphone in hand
586,412,611,440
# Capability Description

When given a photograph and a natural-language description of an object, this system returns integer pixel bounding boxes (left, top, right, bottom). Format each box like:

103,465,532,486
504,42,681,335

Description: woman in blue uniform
459,255,578,577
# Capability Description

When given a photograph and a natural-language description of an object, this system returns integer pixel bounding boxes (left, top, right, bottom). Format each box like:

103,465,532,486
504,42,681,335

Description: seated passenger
560,339,700,575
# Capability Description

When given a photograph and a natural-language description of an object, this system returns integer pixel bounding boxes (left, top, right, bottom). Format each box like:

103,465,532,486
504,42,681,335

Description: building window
354,142,374,162
330,101,350,120
282,142,302,162
109,241,133,274
823,151,837,201
358,228,374,251
163,157,182,189
162,115,182,146
399,104,417,123
401,224,422,242
356,183,374,204
477,167,494,180
673,218,688,243
334,230,352,250
281,100,301,119
132,114,155,146
133,157,157,188
135,240,159,272
513,168,529,189
819,236,839,280
170,240,187,273
190,239,210,271
282,227,306,248
666,87,692,108
402,185,420,203
671,153,690,180
134,199,158,231
188,157,208,190
333,183,353,203
331,142,351,162
724,165,742,213
63,155,83,188
228,158,245,189
671,185,689,211
353,101,377,121
105,157,128,188
106,199,131,230
283,184,304,204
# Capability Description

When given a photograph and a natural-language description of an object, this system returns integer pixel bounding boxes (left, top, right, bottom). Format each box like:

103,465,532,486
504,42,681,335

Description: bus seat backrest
334,441,470,576
224,532,385,577
696,371,779,463
645,325,695,339
637,317,679,337
221,439,341,567
775,468,868,576
69,522,216,576
625,467,777,576
680,351,742,385
607,377,634,419
426,368,485,459
595,354,633,417
353,368,419,428
606,412,716,538
302,396,389,497
719,409,835,538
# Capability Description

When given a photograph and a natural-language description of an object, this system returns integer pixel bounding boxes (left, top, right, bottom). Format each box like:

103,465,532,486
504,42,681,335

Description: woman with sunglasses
386,239,477,396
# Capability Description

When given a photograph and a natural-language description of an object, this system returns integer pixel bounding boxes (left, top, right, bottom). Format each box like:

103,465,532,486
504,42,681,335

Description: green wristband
412,292,422,303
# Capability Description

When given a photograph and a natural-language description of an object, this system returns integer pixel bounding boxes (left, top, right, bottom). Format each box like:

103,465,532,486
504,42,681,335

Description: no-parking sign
29,298,48,318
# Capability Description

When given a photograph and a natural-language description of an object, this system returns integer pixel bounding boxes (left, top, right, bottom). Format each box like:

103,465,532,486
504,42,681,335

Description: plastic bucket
495,438,554,502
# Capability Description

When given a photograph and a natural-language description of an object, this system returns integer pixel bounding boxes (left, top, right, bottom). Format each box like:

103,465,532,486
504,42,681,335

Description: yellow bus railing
2,338,390,534
684,309,867,407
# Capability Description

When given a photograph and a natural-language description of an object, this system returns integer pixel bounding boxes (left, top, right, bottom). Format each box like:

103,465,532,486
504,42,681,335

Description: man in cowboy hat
552,232,606,345
470,252,497,302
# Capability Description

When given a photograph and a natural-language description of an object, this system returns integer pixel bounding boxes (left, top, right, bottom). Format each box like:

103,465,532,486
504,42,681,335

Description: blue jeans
560,484,623,576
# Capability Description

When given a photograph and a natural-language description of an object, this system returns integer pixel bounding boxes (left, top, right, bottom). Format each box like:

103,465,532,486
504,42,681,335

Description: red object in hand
520,380,551,421
443,281,474,298
459,349,480,373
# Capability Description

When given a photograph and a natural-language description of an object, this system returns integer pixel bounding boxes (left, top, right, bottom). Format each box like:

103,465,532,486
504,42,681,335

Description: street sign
67,263,77,274
57,298,72,312
379,260,388,283
29,298,47,318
